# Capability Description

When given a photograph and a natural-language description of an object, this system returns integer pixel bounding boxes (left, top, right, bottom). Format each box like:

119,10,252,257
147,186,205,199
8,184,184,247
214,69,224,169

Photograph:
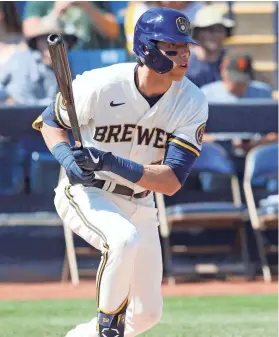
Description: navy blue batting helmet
133,7,197,74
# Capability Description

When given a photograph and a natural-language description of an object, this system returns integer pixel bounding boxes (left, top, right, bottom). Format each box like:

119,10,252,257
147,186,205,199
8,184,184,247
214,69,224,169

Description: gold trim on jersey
55,93,71,129
168,136,200,157
64,184,109,306
32,115,43,131
59,93,67,111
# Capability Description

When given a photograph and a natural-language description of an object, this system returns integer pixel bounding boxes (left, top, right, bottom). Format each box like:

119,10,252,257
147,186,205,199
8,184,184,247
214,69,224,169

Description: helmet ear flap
139,40,173,74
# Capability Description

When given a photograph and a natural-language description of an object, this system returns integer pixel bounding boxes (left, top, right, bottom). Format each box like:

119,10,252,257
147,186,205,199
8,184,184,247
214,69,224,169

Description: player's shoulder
180,76,208,109
172,77,208,123
75,63,135,87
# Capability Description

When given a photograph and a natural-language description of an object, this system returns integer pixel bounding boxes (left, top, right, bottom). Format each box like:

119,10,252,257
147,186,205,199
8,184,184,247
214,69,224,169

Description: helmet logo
176,17,190,34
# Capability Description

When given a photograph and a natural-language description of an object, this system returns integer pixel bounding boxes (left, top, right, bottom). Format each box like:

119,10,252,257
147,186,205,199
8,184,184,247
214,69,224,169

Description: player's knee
135,307,162,332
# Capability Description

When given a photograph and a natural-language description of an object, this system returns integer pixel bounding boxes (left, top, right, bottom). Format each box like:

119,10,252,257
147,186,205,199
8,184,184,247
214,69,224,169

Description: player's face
157,41,191,81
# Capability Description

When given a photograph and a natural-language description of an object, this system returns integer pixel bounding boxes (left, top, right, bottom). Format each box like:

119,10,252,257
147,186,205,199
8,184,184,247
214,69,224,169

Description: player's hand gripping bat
47,33,82,149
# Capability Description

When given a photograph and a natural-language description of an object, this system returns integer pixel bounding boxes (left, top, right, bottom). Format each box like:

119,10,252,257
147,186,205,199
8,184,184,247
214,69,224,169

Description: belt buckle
131,190,136,199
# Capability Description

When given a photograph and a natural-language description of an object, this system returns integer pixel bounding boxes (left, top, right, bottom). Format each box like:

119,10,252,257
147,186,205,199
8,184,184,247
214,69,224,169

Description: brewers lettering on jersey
35,7,208,337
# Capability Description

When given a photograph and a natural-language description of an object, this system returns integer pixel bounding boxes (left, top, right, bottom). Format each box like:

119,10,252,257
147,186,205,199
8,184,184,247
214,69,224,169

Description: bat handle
74,141,83,149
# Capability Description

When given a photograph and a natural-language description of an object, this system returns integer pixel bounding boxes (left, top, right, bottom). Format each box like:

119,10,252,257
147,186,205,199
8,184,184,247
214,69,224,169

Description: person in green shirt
23,1,122,49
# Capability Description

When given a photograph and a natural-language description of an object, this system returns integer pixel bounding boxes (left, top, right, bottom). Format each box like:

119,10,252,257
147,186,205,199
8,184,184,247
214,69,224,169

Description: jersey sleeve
55,71,98,129
168,96,208,157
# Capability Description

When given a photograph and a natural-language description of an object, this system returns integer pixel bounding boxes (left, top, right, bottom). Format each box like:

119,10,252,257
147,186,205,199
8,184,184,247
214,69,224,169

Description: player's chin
171,65,188,81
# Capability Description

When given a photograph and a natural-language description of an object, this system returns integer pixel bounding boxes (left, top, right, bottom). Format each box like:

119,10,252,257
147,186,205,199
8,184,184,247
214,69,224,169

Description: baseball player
33,7,208,337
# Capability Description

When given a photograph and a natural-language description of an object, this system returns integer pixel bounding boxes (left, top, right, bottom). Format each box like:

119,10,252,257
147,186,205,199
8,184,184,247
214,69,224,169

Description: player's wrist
51,142,74,170
107,153,144,183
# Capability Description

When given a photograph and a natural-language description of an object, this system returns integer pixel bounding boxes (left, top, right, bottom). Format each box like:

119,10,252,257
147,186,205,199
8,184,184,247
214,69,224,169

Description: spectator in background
0,20,77,106
125,1,154,54
0,2,25,67
23,1,121,50
0,2,27,103
159,1,203,22
201,52,276,156
125,1,203,54
186,5,234,88
201,53,273,102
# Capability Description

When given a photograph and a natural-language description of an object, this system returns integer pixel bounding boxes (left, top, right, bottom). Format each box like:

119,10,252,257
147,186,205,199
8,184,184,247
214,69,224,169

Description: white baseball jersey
55,62,208,193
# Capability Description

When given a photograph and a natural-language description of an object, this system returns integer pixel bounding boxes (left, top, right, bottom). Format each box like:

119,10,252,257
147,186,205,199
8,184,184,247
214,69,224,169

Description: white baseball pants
54,183,163,337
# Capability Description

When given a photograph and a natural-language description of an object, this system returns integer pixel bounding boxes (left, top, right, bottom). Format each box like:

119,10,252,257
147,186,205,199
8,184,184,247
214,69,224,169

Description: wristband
51,142,74,170
103,153,144,183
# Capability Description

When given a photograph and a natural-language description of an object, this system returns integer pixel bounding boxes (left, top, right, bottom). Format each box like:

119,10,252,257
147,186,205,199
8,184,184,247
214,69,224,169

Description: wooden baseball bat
47,33,82,148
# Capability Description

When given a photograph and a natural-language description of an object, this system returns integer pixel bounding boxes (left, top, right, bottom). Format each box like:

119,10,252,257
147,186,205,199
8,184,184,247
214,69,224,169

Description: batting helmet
133,7,197,74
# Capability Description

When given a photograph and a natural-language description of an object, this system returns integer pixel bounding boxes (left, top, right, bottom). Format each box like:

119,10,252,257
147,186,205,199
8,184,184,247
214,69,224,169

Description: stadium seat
243,143,278,282
68,49,128,78
160,143,250,283
0,139,24,194
30,152,60,195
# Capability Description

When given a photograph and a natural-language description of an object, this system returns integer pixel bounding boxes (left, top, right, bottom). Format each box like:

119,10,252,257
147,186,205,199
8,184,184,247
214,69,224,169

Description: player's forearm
40,122,70,152
137,165,181,196
73,147,183,195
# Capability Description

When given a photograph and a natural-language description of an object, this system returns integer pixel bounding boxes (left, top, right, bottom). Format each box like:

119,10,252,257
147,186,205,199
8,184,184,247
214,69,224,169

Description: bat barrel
47,33,63,46
47,33,83,148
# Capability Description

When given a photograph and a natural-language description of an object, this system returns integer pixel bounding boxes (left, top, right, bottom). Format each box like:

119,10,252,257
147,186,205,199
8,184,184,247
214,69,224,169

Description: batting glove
72,147,112,172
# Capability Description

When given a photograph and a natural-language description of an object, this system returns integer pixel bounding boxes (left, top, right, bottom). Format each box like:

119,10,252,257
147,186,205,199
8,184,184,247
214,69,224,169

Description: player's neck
136,65,172,97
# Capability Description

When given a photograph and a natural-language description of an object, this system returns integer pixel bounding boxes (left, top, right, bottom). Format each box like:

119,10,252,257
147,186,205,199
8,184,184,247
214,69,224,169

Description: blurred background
0,0,278,285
